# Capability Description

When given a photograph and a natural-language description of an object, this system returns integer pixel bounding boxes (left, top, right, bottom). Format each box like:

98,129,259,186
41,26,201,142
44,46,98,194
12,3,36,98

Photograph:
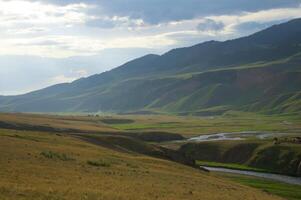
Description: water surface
202,166,301,185
189,131,287,142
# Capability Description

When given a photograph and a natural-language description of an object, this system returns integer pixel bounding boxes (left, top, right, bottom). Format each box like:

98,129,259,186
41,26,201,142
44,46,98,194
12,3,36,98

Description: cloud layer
1,0,301,58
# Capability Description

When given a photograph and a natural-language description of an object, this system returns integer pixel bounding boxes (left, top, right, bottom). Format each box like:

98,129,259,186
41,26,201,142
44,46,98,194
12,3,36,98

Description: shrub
40,151,74,161
87,160,111,167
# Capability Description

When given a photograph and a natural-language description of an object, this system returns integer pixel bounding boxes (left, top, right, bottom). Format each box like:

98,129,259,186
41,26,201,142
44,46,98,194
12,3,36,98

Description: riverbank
202,166,301,186
197,161,273,173
211,172,301,200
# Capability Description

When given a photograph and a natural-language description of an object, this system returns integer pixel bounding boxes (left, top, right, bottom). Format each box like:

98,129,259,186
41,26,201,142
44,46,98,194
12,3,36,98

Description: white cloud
0,33,175,58
0,0,92,27
239,6,301,23
49,69,88,85
73,69,88,77
0,0,173,57
6,27,49,35
87,15,147,29
50,74,76,84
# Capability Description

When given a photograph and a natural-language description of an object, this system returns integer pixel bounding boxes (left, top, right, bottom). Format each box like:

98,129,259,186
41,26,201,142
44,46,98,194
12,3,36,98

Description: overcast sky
1,0,301,95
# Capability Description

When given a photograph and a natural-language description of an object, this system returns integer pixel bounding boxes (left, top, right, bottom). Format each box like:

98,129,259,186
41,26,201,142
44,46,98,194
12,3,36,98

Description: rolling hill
1,18,301,115
0,113,284,200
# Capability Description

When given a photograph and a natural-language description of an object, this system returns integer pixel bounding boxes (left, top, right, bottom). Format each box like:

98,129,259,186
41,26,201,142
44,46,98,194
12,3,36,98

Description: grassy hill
0,19,301,115
0,113,284,200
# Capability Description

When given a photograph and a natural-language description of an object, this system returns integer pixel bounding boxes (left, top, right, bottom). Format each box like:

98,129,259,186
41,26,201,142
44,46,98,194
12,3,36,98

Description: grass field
0,127,282,200
110,112,301,136
1,111,300,137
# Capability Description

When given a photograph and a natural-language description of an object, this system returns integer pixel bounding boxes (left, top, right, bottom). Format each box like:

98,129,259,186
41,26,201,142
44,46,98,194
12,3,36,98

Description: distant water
202,166,301,186
188,131,287,142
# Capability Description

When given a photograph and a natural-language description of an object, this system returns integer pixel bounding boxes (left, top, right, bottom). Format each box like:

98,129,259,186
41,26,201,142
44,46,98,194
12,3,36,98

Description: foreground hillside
1,112,301,199
0,18,301,114
0,129,281,200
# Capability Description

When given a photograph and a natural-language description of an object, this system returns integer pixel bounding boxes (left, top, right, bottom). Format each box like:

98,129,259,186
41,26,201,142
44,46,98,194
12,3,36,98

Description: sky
1,0,301,95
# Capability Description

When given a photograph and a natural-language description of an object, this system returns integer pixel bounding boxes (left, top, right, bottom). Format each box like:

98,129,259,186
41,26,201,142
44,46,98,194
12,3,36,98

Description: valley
0,112,300,199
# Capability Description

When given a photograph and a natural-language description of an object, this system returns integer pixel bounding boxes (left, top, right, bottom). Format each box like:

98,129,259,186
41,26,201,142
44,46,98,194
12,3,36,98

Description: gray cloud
197,19,224,32
44,0,301,24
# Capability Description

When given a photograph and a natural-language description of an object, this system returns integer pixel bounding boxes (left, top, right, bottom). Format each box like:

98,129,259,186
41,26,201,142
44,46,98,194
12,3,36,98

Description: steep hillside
179,140,301,176
1,19,301,114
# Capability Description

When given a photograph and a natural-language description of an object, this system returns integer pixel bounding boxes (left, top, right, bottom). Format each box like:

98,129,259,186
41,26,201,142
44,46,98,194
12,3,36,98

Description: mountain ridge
1,18,301,115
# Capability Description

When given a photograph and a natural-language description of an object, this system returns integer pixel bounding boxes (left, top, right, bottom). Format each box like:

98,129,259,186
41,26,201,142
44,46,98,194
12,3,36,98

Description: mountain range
1,18,301,115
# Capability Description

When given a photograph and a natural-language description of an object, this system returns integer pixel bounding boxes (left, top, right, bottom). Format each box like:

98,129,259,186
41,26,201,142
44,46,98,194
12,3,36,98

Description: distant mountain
1,18,301,115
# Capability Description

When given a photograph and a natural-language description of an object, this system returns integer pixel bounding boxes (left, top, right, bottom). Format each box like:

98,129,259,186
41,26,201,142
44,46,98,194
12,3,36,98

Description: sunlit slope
0,128,282,200
1,18,301,114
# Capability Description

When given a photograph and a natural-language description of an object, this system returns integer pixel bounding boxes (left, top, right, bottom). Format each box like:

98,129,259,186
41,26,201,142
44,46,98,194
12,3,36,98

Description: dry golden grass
0,128,282,200
0,113,116,133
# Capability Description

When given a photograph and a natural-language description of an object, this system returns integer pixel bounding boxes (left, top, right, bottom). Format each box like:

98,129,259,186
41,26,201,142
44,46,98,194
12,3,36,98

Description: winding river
201,166,301,186
187,131,301,185
188,131,288,142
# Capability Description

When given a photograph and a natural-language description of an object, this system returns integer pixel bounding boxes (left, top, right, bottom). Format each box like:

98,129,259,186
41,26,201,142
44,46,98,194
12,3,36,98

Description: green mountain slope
1,19,301,115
